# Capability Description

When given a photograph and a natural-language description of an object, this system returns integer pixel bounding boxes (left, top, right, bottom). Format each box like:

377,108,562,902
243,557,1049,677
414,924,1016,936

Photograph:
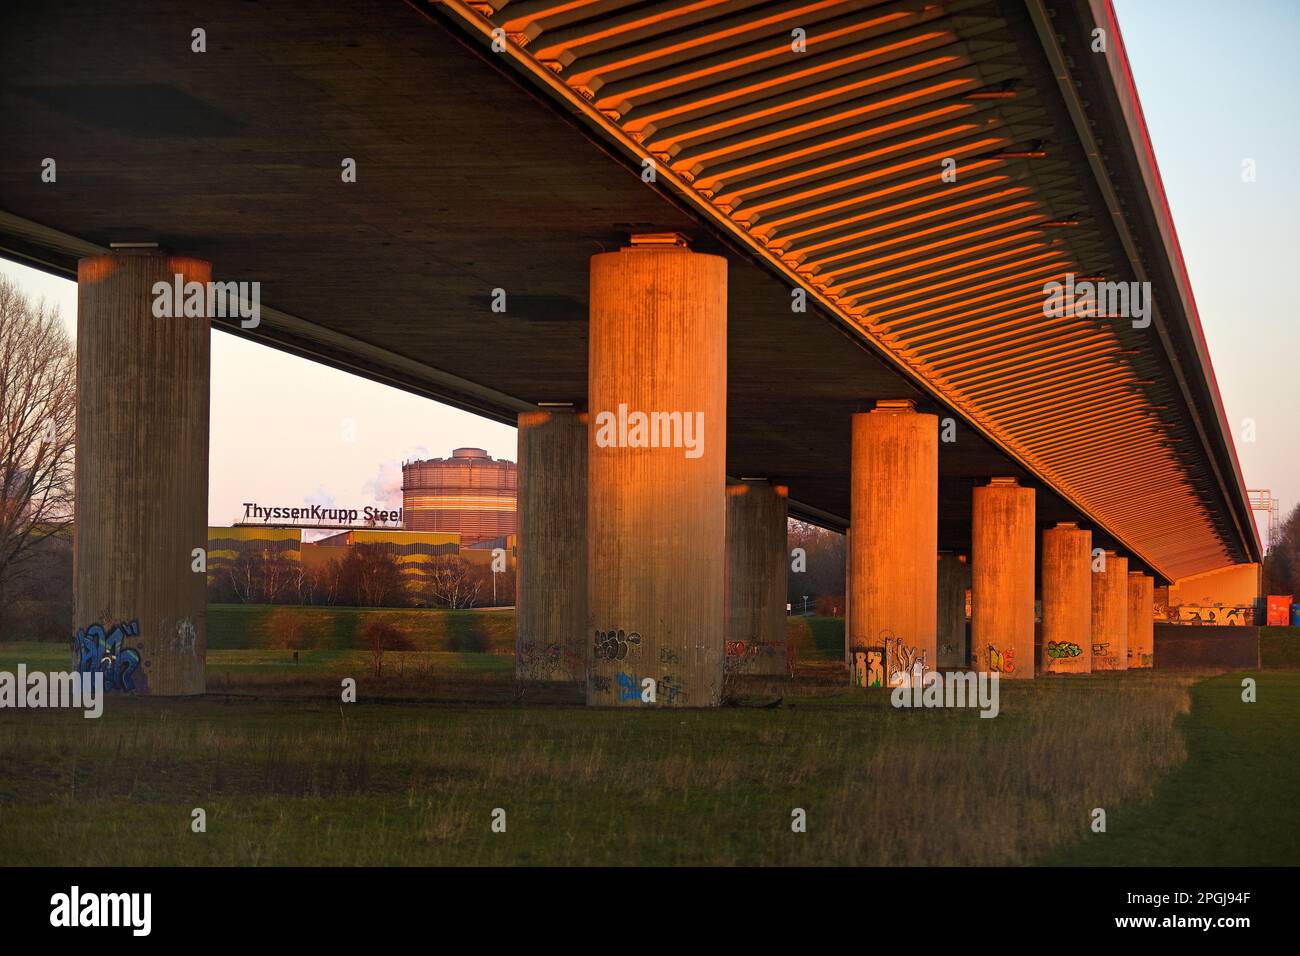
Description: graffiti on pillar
1171,604,1253,626
1046,641,1081,660
660,674,687,705
724,639,786,672
884,637,926,688
851,647,883,688
986,644,1016,674
616,671,640,702
594,628,641,661
658,647,680,665
174,618,199,656
588,674,611,695
74,620,148,693
1092,643,1121,669
1128,647,1153,668
517,640,563,678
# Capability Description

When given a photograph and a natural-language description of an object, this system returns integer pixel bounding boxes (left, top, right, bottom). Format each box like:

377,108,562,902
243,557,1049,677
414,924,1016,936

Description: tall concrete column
587,240,727,707
849,400,937,688
843,526,851,670
516,407,587,681
725,480,789,676
937,552,970,668
1091,551,1129,670
1127,572,1154,669
74,252,210,696
1041,521,1092,675
971,477,1036,679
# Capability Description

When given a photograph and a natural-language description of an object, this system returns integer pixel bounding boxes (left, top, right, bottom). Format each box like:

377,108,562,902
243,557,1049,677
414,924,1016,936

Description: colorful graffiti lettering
849,646,884,688
987,644,1016,674
851,648,868,687
885,637,926,688
616,671,640,702
724,639,786,673
1046,641,1081,659
1173,604,1252,626
594,628,641,661
74,620,147,693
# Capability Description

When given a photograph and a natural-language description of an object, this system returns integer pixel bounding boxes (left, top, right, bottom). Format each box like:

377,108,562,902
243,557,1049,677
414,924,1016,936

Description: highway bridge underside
0,0,1257,699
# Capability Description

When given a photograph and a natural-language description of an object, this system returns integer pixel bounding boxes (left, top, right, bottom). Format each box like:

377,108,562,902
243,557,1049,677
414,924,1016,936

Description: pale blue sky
2,0,1295,545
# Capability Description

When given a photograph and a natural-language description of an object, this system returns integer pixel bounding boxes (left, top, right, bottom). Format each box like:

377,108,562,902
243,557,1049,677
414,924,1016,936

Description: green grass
1261,628,1300,669
2,621,1295,866
1043,671,1300,865
0,666,1208,866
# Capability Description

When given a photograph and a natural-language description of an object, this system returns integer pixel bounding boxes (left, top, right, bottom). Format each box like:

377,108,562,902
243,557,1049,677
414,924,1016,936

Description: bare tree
1264,502,1300,600
0,276,75,629
421,554,482,609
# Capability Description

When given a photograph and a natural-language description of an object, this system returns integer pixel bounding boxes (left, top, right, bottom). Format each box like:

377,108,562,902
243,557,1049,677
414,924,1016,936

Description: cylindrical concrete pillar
971,477,1036,679
843,525,851,671
725,480,789,676
1091,551,1129,670
1127,572,1154,669
516,407,587,681
1041,521,1092,675
936,552,970,668
74,252,210,695
587,242,727,707
849,400,937,687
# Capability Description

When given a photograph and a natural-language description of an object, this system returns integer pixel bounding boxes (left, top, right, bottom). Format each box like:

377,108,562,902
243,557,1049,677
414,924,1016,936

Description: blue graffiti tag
617,671,640,702
75,620,145,692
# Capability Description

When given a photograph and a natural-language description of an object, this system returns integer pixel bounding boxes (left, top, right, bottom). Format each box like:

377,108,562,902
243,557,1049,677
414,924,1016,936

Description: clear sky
1,0,1295,546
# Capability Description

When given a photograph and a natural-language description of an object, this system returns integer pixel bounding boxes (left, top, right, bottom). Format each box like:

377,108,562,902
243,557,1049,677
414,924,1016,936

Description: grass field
1,619,1296,866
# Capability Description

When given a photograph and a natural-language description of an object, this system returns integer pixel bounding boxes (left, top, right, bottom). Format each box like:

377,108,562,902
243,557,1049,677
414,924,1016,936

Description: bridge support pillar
586,242,727,707
1091,551,1129,670
1041,522,1092,674
74,251,210,696
725,480,789,676
1127,572,1154,668
971,478,1036,679
848,400,937,688
936,552,969,668
516,407,587,681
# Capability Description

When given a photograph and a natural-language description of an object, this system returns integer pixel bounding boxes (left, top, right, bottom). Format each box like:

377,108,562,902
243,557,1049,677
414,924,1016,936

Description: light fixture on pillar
627,232,690,248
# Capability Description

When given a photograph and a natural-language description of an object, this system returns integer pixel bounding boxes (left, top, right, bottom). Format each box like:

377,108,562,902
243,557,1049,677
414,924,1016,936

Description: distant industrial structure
209,447,520,589
402,448,518,546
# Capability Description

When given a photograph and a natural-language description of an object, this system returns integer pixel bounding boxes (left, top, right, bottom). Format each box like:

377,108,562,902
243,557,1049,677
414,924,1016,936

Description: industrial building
401,448,518,544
